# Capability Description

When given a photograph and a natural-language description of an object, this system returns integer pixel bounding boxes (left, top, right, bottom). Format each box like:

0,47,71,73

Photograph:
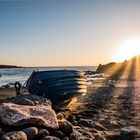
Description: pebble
15,98,35,106
53,131,64,139
58,120,73,135
0,127,5,137
66,114,75,122
94,122,107,131
22,127,38,140
57,113,64,120
69,130,82,140
37,129,49,139
2,131,27,140
62,137,69,140
94,134,106,140
40,136,60,140
120,126,138,139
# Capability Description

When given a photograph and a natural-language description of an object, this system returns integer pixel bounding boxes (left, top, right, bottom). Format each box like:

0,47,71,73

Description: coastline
0,77,139,139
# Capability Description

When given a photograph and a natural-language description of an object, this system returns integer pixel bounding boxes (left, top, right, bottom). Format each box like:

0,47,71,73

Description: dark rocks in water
22,127,38,140
2,131,27,140
40,136,60,140
0,102,58,129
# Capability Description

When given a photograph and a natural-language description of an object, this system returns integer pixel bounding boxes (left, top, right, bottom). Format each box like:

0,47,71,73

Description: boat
26,70,87,108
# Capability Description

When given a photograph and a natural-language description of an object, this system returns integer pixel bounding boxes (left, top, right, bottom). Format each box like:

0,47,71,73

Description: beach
0,74,140,139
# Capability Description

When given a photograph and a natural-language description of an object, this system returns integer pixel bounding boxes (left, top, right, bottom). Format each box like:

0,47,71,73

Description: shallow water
0,66,97,86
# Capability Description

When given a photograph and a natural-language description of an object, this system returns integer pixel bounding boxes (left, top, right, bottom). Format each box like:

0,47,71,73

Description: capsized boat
26,70,87,107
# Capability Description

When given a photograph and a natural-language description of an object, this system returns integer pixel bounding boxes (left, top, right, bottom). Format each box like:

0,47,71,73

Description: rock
2,131,27,140
57,113,64,120
0,127,5,137
14,95,52,106
37,129,49,139
0,102,58,129
22,127,38,140
66,114,75,122
69,133,79,140
62,137,69,140
79,136,92,140
14,98,35,106
69,131,82,140
94,122,107,131
120,126,138,139
40,136,60,140
95,134,106,140
121,126,138,135
105,131,121,140
53,131,64,139
58,120,73,135
78,119,93,127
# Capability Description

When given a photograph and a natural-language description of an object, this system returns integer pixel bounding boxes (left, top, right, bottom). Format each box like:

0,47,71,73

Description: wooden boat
26,70,87,107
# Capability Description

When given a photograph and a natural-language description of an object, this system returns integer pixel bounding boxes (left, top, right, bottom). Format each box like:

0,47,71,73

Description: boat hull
26,70,87,106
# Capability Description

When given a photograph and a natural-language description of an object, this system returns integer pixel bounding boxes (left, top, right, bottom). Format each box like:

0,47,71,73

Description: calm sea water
0,66,97,86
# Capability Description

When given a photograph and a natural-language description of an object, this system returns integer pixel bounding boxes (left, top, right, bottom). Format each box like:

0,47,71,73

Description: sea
0,66,97,86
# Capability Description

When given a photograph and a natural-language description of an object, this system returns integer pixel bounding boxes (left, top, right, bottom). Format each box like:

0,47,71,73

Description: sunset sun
113,39,140,62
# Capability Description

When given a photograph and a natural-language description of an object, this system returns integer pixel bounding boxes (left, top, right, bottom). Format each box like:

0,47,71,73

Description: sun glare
113,38,140,62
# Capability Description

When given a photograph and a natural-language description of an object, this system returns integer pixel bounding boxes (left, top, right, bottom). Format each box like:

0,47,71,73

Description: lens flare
113,38,140,62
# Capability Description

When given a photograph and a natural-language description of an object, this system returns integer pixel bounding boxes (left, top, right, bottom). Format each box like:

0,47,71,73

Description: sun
113,38,140,62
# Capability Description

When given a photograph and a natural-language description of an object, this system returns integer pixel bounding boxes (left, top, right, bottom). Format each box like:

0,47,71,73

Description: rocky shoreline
0,77,140,140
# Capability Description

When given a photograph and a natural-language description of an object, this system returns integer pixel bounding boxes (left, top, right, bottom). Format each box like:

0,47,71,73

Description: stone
57,113,64,120
14,98,35,106
78,119,93,127
121,126,138,135
37,129,49,139
120,126,138,139
66,114,75,122
53,131,64,139
105,131,121,140
69,133,79,140
58,120,73,135
22,127,38,140
0,127,5,137
2,131,27,140
14,95,52,106
0,102,58,129
40,136,60,140
94,122,107,131
62,137,69,140
95,134,106,140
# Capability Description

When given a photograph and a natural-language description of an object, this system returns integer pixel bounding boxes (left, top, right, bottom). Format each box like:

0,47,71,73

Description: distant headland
96,55,140,74
0,65,22,69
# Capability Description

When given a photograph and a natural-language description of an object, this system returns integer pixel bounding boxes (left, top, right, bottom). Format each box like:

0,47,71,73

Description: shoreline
0,67,140,139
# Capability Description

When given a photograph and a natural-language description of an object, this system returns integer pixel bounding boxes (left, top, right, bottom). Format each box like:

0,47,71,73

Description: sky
1,0,140,66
